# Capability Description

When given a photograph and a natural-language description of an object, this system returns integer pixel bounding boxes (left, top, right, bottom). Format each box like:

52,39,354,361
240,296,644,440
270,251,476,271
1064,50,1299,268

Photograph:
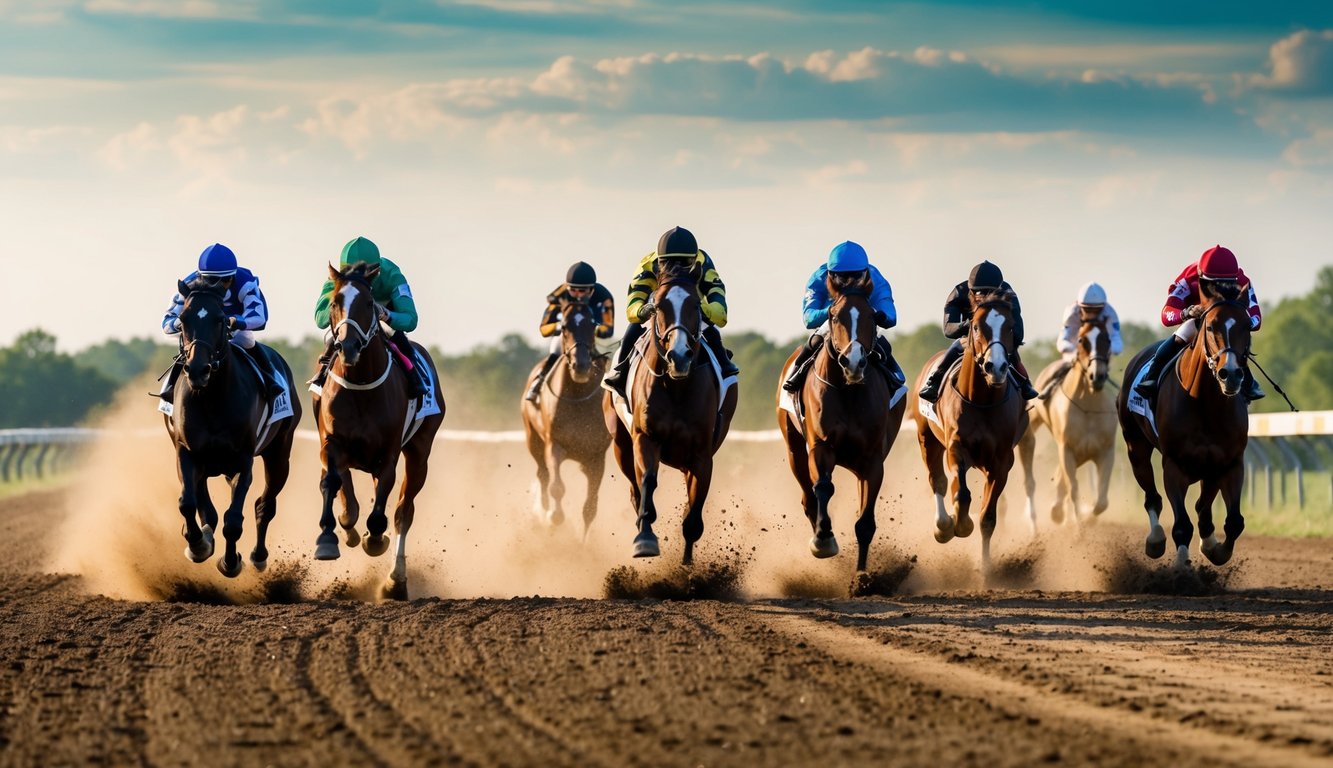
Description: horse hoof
1173,545,1191,570
549,509,565,527
850,571,873,597
809,535,839,559
381,577,408,601
632,533,660,558
955,517,974,538
314,532,341,561
250,555,268,572
362,534,390,557
217,556,243,578
1202,539,1233,566
1050,507,1065,525
1145,527,1166,559
343,528,361,548
934,524,955,544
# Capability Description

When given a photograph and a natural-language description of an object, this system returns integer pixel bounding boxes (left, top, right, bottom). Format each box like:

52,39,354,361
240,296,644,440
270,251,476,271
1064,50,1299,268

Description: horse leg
363,457,399,557
979,457,1013,580
681,460,713,566
1194,476,1222,564
854,467,885,573
611,423,640,515
314,448,343,560
1208,463,1245,566
382,444,430,600
781,422,818,548
177,451,212,562
1124,431,1165,558
337,467,361,547
947,446,974,539
631,438,661,558
579,452,606,543
251,430,294,571
526,425,551,522
1161,457,1195,570
545,440,568,527
1016,426,1038,535
1055,445,1079,526
217,463,254,578
1090,445,1114,518
807,442,839,559
918,429,952,543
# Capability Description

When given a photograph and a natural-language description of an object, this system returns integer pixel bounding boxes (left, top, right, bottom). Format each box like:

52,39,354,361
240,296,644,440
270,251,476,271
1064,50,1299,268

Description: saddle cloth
157,343,296,456
1125,342,1181,438
915,355,964,429
607,331,737,431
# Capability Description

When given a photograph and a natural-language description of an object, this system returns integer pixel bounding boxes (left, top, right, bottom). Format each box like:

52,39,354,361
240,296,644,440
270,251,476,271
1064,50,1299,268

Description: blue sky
3,0,1332,354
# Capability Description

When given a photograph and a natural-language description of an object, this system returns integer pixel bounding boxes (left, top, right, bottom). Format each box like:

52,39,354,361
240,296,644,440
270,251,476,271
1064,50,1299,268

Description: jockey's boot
390,329,428,398
871,336,904,392
308,338,336,388
1011,354,1039,401
1243,368,1266,401
918,340,964,403
602,323,644,399
1134,336,1187,399
703,325,740,378
242,345,285,401
781,335,823,393
1039,358,1075,400
158,359,184,401
525,353,560,402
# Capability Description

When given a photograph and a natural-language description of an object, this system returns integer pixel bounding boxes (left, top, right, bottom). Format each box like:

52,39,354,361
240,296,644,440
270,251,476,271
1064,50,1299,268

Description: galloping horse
910,292,1028,573
1117,295,1251,568
521,297,611,536
164,280,301,577
778,270,906,573
1017,313,1116,531
312,263,444,600
603,261,739,563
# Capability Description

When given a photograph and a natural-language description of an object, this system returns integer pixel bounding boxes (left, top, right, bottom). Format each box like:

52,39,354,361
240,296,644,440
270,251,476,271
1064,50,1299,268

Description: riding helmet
1198,245,1239,280
827,241,869,273
340,236,382,267
1077,281,1107,307
567,261,597,287
197,243,237,278
968,260,1004,290
656,226,698,259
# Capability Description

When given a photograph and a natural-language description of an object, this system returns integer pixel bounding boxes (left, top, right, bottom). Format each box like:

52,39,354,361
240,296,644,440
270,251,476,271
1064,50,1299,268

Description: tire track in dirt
757,602,1333,768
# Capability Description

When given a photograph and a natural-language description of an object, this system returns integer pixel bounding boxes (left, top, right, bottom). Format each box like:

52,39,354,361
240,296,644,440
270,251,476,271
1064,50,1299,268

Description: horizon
4,2,1332,354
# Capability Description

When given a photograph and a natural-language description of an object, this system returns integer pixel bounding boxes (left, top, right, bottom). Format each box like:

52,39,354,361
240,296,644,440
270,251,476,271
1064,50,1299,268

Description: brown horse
164,280,301,577
910,292,1029,574
778,270,906,573
1117,296,1251,568
521,297,611,537
312,263,444,600
603,264,739,564
1017,313,1116,532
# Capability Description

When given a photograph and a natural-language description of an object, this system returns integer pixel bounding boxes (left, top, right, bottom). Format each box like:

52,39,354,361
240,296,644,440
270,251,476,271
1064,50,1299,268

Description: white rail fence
4,412,1332,508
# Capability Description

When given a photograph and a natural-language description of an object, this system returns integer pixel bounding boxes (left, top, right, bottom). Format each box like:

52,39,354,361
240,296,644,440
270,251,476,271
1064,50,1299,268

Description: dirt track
2,487,1332,767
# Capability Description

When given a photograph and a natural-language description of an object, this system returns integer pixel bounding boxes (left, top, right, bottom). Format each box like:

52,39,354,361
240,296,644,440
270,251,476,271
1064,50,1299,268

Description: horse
777,269,906,574
909,292,1029,574
163,279,301,577
1016,312,1116,532
1117,295,1251,569
521,297,612,537
602,261,739,564
311,262,444,600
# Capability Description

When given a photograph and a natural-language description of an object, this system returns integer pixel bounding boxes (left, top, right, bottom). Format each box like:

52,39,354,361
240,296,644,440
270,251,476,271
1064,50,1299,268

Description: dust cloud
51,381,1228,602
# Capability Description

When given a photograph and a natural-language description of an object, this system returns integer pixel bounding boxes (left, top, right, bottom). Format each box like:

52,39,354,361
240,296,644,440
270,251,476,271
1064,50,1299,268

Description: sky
3,0,1333,355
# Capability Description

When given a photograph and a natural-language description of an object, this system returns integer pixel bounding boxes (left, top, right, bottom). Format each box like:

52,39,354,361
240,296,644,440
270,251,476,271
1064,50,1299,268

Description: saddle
608,331,735,432
1126,340,1184,436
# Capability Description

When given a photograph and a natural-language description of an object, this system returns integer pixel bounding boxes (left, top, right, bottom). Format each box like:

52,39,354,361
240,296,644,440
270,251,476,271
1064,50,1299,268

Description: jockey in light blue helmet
782,240,903,393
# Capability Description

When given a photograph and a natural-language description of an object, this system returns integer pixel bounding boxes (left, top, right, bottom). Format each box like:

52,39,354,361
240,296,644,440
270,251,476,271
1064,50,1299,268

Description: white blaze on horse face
845,307,864,371
1085,326,1101,355
665,285,692,359
1222,317,1239,372
985,309,1007,370
339,283,361,318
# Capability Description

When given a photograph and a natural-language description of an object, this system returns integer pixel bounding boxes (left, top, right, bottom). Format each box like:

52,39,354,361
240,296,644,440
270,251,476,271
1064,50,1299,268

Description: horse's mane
339,261,376,286
828,270,872,298
971,288,1015,309
183,276,227,297
1201,279,1243,303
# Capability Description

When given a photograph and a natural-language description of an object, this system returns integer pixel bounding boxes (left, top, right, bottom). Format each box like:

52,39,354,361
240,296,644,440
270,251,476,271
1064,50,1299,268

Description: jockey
602,226,739,399
1040,281,1124,398
311,236,429,398
781,240,905,393
524,261,616,402
1134,245,1264,400
918,260,1039,403
160,243,283,402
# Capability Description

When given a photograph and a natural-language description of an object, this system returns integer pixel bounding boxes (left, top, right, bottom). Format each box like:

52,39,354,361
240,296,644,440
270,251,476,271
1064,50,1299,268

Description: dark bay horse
521,297,611,537
602,265,739,564
778,270,906,573
1117,296,1252,568
312,263,444,600
1017,313,1116,531
164,280,301,577
910,292,1028,574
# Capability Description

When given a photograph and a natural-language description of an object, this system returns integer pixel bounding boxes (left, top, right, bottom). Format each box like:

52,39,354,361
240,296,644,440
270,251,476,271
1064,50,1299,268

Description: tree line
3,267,1328,430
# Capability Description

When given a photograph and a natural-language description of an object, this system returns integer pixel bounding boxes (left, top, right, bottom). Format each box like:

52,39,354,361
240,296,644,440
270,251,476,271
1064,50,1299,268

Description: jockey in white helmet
1040,281,1123,398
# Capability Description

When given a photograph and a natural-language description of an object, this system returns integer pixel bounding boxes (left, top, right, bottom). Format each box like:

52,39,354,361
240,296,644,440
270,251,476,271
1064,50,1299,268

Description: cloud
1250,29,1333,95
83,0,253,19
1283,129,1333,167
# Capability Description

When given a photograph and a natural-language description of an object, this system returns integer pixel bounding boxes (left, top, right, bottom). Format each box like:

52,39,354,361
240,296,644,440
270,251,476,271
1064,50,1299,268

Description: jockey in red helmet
1134,245,1264,400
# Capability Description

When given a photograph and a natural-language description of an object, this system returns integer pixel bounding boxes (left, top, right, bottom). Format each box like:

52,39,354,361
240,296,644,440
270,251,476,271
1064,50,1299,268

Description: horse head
178,278,230,390
826,269,877,384
1196,292,1252,398
651,265,704,381
328,262,382,367
559,297,597,384
968,290,1017,390
1077,312,1112,391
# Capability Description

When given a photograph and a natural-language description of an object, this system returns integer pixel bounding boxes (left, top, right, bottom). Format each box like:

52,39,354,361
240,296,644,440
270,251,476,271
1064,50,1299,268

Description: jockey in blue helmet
781,241,905,393
160,243,284,401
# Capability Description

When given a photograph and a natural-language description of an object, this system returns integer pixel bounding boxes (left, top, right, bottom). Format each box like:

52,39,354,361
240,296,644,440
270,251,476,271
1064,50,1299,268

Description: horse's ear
178,279,191,296
855,270,874,294
365,263,381,282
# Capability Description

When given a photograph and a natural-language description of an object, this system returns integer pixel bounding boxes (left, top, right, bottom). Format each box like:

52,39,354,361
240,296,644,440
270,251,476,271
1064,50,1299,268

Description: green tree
436,334,542,430
0,329,118,427
80,336,176,385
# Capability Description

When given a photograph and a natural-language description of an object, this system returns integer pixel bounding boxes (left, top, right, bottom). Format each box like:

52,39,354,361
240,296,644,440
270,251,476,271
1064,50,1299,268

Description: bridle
329,277,392,390
816,289,873,387
648,277,703,373
181,292,228,374
969,299,1013,372
1196,299,1250,376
